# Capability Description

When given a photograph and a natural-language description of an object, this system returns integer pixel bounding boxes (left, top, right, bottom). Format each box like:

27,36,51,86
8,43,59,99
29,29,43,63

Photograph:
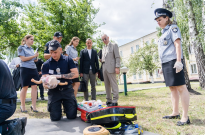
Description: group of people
14,31,121,121
0,8,190,135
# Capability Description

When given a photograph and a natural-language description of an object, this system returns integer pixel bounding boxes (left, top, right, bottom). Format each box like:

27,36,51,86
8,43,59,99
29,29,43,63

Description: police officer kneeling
42,40,78,121
0,59,27,135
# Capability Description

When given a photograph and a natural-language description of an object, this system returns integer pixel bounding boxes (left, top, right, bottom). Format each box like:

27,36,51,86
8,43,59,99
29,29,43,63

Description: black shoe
111,103,118,106
162,114,180,119
41,97,45,100
177,117,190,126
106,101,112,106
19,117,27,134
20,106,28,113
30,106,38,112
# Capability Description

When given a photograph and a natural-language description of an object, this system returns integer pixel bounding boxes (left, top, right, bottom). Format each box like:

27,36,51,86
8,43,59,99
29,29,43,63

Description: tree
127,39,159,83
22,0,102,60
0,0,24,60
163,0,193,91
183,0,205,89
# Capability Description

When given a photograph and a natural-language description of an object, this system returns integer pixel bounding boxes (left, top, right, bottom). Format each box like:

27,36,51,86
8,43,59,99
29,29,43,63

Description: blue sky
20,0,162,46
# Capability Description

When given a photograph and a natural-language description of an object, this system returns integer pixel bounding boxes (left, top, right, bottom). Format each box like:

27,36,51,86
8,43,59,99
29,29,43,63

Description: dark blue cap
154,8,172,20
49,40,62,51
54,32,63,38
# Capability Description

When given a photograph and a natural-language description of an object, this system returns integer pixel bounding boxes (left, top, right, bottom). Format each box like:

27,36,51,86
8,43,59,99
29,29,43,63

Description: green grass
17,82,166,99
12,82,205,135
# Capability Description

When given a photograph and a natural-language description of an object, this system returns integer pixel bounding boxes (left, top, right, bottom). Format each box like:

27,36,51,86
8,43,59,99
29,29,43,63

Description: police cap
54,31,63,38
154,8,172,20
49,40,62,51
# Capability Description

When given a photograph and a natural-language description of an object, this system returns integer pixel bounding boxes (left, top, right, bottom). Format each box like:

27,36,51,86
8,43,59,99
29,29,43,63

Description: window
131,47,134,54
136,45,139,52
146,41,149,45
154,39,157,44
138,72,142,79
120,51,123,57
156,69,160,78
140,39,143,46
133,74,136,80
189,45,194,54
190,64,197,74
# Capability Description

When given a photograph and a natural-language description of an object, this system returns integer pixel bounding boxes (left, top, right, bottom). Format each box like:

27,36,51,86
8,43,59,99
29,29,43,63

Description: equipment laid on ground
90,106,137,125
78,101,143,135
77,100,106,122
83,125,110,135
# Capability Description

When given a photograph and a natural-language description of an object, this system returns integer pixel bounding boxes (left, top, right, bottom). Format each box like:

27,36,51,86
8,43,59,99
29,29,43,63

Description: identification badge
56,68,61,74
49,69,54,74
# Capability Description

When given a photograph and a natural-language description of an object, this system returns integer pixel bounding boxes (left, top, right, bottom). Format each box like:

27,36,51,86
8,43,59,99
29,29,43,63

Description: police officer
18,35,39,112
35,58,45,100
0,60,27,135
65,37,81,97
155,8,190,126
44,32,63,60
42,40,78,121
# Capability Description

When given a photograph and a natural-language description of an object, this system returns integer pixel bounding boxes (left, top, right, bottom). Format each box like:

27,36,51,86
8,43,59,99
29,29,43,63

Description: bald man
100,34,120,106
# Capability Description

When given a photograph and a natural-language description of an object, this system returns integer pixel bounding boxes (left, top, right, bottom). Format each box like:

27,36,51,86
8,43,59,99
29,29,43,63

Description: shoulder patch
172,27,178,33
18,46,23,53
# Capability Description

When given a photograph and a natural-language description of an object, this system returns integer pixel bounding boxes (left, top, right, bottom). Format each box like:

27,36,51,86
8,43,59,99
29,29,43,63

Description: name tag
49,69,54,74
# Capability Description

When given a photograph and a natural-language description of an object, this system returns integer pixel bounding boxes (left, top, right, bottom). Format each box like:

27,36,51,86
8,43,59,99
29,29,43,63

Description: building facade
119,31,199,84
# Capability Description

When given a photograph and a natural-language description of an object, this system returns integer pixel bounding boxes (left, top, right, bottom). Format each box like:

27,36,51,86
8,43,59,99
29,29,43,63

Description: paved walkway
17,86,166,102
20,86,165,135
25,117,159,135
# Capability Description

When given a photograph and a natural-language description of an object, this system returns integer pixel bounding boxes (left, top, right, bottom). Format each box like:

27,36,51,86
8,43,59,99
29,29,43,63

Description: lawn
12,82,205,135
17,83,166,99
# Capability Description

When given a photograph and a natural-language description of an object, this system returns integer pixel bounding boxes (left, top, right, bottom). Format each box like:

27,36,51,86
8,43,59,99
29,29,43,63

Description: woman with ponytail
18,35,39,112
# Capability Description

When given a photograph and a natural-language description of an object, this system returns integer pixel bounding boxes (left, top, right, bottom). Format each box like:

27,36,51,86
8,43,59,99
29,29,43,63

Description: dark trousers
47,86,77,121
37,74,44,98
0,100,16,133
0,102,16,124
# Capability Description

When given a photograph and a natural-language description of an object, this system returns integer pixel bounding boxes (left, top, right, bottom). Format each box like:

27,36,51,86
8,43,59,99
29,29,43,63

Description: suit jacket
80,48,99,74
103,42,121,73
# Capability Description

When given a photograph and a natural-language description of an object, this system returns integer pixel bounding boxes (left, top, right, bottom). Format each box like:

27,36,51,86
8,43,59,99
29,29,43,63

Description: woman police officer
18,35,39,112
64,37,80,97
154,8,190,126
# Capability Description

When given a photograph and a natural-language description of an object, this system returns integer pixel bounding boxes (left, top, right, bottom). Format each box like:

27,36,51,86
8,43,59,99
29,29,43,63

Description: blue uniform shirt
66,45,78,64
18,44,37,69
41,55,76,89
158,24,183,63
44,41,50,54
0,60,17,99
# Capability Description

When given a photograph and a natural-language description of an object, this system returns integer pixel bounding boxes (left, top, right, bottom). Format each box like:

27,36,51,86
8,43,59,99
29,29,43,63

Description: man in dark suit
80,38,99,101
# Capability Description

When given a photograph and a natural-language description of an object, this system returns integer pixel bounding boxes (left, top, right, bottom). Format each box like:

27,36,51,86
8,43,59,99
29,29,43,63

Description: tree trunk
149,72,154,83
182,58,192,90
163,0,193,91
184,0,205,89
163,0,177,24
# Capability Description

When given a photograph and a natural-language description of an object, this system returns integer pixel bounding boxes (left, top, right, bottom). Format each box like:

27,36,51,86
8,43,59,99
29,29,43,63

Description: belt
0,99,16,104
53,85,73,91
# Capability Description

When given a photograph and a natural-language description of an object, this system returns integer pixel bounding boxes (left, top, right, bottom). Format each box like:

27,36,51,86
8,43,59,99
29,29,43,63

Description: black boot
2,118,22,135
1,117,27,135
19,117,27,134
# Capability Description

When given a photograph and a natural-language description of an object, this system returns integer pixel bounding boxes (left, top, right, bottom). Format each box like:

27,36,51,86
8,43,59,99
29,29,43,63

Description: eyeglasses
102,38,107,42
